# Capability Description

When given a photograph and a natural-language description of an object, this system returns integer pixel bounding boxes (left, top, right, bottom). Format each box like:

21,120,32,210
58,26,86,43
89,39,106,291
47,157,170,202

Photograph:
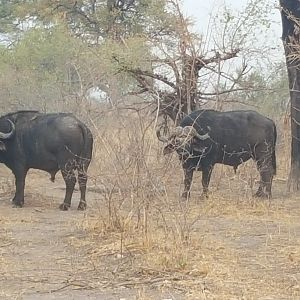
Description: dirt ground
0,164,299,300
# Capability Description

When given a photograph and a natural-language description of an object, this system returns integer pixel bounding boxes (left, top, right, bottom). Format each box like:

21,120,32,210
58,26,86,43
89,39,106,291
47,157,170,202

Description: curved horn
0,119,15,139
195,131,210,140
156,124,168,143
182,126,210,140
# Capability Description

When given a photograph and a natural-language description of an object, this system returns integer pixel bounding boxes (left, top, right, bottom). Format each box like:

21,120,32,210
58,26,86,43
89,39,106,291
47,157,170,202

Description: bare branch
128,68,177,90
196,49,240,70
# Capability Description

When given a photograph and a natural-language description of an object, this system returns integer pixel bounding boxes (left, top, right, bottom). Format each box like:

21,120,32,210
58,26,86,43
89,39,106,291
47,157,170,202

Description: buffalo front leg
59,168,76,211
201,165,213,199
182,168,194,199
12,168,28,208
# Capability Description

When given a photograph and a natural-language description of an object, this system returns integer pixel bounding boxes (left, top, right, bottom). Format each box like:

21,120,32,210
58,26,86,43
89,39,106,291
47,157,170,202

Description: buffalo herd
0,109,277,209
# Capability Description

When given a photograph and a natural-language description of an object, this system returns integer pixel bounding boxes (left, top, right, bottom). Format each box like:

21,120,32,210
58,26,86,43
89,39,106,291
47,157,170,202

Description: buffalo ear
0,141,6,151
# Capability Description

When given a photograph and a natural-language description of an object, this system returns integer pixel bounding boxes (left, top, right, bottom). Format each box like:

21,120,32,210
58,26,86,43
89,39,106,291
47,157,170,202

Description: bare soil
0,165,299,300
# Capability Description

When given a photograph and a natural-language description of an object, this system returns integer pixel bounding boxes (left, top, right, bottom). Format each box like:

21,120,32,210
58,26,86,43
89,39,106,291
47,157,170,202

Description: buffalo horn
0,119,15,139
195,131,210,140
156,124,168,142
181,126,210,140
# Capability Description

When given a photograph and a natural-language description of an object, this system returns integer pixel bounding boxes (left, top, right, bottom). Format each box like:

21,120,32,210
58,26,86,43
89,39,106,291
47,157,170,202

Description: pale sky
183,0,281,32
182,0,283,62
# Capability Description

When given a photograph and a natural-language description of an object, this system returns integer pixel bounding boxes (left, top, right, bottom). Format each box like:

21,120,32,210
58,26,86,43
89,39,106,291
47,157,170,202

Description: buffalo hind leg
255,171,273,198
255,159,273,198
12,168,28,208
201,165,213,199
182,168,194,199
77,162,89,210
59,167,76,211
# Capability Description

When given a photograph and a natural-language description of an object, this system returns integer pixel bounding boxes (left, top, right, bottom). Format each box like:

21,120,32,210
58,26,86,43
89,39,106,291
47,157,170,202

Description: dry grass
62,111,300,299
0,110,298,299
71,190,300,298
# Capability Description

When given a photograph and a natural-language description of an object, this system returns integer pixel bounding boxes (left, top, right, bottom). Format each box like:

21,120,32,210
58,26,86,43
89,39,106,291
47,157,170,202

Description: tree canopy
0,0,287,122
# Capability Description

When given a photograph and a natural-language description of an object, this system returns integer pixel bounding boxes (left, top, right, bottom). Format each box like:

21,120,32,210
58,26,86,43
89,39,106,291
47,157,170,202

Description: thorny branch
118,47,241,122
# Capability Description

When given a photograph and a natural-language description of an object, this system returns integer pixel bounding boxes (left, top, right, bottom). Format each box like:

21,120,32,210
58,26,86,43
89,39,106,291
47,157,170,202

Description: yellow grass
0,110,298,299
62,112,300,299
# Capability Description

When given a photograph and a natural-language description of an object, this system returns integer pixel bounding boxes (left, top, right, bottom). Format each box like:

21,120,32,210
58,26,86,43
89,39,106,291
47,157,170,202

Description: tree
280,0,300,191
0,25,91,113
230,64,289,118
110,0,276,131
0,0,279,128
0,0,180,107
0,0,175,42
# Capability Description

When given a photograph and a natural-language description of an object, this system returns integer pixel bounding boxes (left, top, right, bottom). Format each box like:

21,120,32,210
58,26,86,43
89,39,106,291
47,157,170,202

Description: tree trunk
280,0,300,191
287,54,300,191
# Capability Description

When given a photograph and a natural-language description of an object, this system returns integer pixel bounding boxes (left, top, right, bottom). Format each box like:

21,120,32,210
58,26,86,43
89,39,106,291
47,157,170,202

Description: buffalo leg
182,168,194,199
263,172,273,198
255,170,273,198
255,159,273,198
59,168,76,211
77,163,88,210
201,165,213,198
12,168,28,208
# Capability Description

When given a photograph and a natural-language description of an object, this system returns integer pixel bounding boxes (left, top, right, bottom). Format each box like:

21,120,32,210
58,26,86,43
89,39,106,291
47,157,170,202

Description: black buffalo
157,110,277,199
0,111,93,210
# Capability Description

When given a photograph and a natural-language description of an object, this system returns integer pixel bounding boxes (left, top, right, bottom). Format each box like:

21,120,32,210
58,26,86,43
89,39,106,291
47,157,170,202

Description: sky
182,0,284,62
182,0,281,33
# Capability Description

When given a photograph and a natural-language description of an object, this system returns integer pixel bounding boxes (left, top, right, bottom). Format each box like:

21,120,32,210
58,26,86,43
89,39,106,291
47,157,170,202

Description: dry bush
64,106,300,298
0,99,295,298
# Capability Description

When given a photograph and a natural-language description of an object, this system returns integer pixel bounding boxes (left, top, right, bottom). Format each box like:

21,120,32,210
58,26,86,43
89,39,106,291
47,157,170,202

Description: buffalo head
0,119,15,151
156,124,210,156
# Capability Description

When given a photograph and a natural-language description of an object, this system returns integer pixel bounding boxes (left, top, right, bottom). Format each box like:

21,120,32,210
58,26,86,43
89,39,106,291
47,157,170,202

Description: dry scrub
0,108,297,299
61,110,300,299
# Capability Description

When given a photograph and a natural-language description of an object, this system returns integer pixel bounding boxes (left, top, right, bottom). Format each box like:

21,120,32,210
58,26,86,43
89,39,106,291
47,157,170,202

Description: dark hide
0,111,93,210
163,110,277,199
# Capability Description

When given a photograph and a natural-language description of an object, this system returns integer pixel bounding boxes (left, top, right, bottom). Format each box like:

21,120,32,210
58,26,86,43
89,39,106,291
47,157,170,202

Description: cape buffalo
157,110,277,199
0,111,93,210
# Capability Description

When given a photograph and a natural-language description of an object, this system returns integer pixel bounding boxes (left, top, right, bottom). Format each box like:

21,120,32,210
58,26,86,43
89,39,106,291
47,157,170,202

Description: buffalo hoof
77,201,87,211
59,203,70,211
199,192,209,200
254,191,270,199
181,192,190,200
12,202,23,208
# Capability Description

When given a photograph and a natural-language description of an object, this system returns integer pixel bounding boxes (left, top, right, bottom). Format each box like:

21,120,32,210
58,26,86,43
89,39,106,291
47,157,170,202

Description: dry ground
0,162,299,300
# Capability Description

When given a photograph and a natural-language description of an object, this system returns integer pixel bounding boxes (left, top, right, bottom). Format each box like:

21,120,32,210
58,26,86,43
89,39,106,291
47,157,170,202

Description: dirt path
0,170,182,300
0,168,300,299
0,171,137,299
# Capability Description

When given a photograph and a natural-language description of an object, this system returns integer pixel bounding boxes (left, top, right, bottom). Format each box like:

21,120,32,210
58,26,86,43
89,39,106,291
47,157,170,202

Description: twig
50,282,93,293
